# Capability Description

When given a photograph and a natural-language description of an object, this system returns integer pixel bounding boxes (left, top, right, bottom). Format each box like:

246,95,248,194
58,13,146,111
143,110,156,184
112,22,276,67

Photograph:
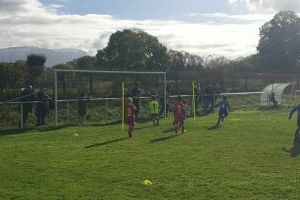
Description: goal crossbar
53,69,167,126
53,69,166,75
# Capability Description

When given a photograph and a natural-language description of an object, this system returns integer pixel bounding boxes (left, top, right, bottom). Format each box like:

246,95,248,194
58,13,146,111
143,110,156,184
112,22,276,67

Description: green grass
0,109,300,199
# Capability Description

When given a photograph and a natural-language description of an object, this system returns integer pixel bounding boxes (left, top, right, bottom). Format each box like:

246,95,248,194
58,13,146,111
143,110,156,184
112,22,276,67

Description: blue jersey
219,101,230,111
291,104,300,118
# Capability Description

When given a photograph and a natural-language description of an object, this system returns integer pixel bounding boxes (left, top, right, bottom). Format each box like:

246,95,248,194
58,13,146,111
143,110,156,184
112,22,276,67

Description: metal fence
2,91,289,131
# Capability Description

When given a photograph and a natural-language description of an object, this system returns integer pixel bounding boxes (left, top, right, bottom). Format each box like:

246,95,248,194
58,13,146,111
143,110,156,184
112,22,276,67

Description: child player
149,95,160,126
289,104,300,144
126,97,137,138
174,96,186,134
215,96,230,127
182,100,188,133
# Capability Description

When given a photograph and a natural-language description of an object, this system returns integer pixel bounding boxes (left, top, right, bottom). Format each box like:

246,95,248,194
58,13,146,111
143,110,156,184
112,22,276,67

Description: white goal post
53,69,167,126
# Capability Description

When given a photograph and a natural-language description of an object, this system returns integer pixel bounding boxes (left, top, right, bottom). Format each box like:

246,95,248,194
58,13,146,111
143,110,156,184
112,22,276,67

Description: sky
1,0,300,58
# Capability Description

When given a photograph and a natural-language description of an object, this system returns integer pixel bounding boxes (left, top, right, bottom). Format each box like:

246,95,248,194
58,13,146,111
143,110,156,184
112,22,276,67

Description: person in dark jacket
78,93,90,121
35,89,50,126
204,84,214,114
19,85,34,127
269,92,278,107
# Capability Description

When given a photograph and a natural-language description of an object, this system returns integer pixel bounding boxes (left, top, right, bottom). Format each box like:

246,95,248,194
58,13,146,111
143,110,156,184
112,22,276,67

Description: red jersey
126,102,136,123
174,102,185,122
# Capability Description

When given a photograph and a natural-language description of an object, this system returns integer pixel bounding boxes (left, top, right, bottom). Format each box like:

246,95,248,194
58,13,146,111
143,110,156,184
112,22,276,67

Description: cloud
0,0,274,58
188,12,272,24
228,0,300,13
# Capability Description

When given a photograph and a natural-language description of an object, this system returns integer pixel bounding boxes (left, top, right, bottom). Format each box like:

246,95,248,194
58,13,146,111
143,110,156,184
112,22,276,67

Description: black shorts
297,117,300,128
219,110,228,117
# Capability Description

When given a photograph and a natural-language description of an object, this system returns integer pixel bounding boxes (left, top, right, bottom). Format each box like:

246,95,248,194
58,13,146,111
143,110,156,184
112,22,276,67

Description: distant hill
0,46,87,67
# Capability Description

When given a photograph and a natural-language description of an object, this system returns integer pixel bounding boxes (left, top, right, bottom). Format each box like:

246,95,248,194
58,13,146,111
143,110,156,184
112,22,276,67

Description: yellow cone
143,180,153,186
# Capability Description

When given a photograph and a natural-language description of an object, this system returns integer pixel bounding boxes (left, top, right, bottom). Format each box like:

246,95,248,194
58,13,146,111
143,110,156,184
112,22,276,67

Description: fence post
105,99,108,125
54,70,58,126
20,103,24,129
122,81,125,131
67,101,70,123
192,81,196,120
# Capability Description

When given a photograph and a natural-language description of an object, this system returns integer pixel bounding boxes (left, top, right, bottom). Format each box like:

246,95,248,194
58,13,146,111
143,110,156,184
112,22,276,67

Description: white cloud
0,0,274,58
229,0,300,13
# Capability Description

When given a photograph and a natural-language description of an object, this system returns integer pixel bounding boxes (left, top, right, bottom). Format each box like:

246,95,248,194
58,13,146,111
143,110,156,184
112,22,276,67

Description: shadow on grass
0,124,73,136
283,143,300,157
163,128,175,133
135,125,154,131
0,128,33,137
257,106,282,112
85,137,128,148
150,134,179,143
38,124,72,132
205,125,220,130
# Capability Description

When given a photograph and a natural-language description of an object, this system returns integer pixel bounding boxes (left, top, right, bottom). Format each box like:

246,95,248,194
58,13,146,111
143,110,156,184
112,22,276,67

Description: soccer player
126,97,137,138
215,96,230,127
293,128,300,145
149,96,160,126
289,104,300,144
289,104,300,128
174,96,186,134
131,82,141,119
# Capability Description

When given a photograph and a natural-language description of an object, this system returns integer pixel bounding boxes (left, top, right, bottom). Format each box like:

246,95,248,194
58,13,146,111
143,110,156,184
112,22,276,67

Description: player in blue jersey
215,96,230,127
289,104,300,144
289,104,300,128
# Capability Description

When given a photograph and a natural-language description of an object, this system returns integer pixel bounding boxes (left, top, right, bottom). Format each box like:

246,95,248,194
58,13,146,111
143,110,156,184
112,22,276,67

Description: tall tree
53,64,74,95
205,56,230,72
257,11,300,73
168,50,186,71
0,62,27,90
69,56,97,94
26,54,46,84
168,50,204,71
96,29,170,71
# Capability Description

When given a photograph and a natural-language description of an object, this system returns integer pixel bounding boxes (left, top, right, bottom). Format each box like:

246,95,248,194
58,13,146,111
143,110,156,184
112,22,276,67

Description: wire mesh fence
2,91,298,130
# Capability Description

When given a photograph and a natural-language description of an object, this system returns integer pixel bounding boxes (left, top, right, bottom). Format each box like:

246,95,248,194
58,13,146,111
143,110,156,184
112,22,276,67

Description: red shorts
174,117,184,126
127,119,135,126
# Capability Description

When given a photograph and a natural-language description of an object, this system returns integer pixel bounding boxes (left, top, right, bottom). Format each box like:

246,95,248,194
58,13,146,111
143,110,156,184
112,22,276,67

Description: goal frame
53,69,167,126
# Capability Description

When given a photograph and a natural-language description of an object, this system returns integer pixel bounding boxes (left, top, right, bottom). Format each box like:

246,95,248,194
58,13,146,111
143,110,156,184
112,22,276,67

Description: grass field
0,109,300,199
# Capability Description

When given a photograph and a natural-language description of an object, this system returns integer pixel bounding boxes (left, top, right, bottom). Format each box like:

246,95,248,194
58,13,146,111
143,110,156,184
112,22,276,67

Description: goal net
53,69,167,126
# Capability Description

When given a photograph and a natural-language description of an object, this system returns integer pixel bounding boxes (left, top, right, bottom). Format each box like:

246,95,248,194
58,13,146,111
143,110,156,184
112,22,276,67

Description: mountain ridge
0,46,87,67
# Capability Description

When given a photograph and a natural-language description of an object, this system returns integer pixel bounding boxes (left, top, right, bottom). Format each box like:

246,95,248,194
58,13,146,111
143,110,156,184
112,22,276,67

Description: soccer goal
53,69,167,128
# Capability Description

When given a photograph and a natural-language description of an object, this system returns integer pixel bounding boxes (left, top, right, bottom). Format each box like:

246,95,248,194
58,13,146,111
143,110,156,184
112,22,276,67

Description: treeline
1,11,300,93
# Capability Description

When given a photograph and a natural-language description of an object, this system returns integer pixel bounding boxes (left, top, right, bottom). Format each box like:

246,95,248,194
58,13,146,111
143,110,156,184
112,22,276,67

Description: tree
53,64,74,95
26,54,46,84
205,56,230,72
227,55,256,73
168,50,186,71
257,11,300,73
0,62,27,91
185,53,204,71
69,56,97,94
168,50,204,71
96,29,170,71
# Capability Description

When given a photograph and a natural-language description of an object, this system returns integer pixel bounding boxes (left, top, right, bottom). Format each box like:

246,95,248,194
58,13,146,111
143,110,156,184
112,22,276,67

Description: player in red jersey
126,97,137,138
174,96,186,134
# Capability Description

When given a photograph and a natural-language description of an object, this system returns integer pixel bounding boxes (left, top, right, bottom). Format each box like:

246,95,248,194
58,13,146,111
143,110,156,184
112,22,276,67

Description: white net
54,69,167,125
